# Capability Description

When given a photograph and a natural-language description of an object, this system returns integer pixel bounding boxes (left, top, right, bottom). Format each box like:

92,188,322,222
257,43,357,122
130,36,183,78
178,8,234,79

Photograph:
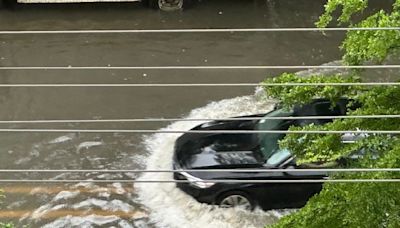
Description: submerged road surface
0,0,398,227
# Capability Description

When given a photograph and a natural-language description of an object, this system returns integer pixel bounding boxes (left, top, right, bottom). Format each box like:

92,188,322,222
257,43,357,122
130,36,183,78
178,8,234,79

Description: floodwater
0,0,398,227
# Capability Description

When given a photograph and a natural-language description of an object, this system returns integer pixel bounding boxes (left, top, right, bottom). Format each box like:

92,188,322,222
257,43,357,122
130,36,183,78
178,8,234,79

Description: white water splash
137,89,292,228
42,215,121,228
77,141,104,152
53,191,80,202
48,134,74,144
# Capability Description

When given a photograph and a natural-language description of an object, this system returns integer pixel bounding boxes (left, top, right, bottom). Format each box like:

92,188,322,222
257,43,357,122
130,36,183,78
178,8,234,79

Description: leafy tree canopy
265,0,400,227
318,0,400,65
0,190,13,228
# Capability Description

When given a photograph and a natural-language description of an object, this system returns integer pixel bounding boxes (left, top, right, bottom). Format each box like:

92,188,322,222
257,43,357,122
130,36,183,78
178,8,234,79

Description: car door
241,158,325,210
280,163,326,208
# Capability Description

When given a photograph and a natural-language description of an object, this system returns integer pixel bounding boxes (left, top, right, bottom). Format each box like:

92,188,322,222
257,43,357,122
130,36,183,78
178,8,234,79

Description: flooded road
0,0,398,227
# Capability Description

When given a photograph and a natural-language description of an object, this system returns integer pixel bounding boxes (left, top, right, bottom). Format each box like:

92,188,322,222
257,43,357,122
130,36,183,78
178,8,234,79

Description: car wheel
148,0,192,11
217,191,255,210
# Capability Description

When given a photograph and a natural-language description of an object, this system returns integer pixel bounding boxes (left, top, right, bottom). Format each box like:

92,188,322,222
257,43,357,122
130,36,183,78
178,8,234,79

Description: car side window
314,102,342,116
295,101,342,126
313,101,342,124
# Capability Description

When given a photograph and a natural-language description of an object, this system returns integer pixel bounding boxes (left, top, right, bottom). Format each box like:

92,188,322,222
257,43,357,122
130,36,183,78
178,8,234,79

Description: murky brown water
0,0,398,227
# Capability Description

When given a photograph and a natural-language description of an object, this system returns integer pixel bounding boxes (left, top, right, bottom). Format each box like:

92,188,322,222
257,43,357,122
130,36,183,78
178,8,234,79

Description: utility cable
0,115,399,124
1,65,400,70
0,129,397,134
0,179,399,183
0,168,399,173
0,82,399,87
0,27,398,35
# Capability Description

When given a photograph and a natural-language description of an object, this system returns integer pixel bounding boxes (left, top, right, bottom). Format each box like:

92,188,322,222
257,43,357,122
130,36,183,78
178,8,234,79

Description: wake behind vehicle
173,98,355,210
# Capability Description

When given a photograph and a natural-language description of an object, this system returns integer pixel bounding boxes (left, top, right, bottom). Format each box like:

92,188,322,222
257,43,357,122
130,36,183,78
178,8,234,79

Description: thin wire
0,179,399,183
0,82,399,87
1,65,400,70
0,168,400,173
0,129,397,134
0,27,398,34
0,115,399,124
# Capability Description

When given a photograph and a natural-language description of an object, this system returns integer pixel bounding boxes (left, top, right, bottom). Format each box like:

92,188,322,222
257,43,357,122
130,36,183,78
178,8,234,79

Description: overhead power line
0,27,398,34
1,65,400,70
0,168,400,173
0,129,398,134
0,115,398,124
0,179,399,183
0,82,399,87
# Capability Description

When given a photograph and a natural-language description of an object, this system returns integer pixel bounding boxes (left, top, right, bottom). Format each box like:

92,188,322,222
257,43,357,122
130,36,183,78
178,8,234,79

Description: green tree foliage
263,73,362,109
343,10,400,64
265,0,400,227
317,0,400,65
0,223,14,228
0,190,13,228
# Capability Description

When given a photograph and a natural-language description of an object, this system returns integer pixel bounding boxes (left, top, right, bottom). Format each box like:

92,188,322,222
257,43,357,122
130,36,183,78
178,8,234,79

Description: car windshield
256,108,293,165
